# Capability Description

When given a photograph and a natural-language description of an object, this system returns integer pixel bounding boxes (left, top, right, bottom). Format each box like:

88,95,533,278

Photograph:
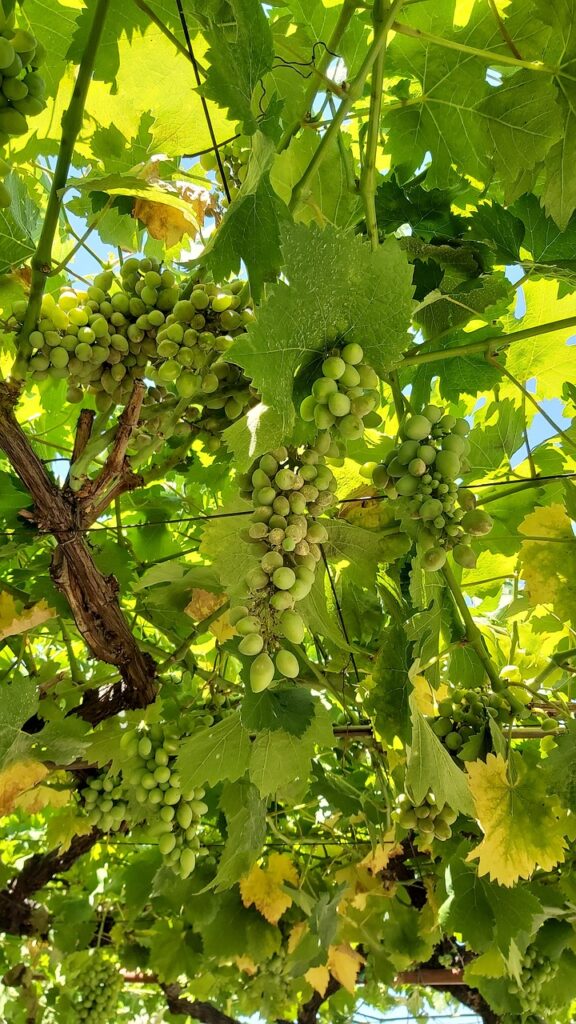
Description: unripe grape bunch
69,950,122,1023
0,9,47,207
430,684,558,761
120,724,208,879
372,404,493,571
299,341,381,450
393,790,457,841
151,277,255,435
78,725,209,880
229,439,338,693
200,133,250,204
508,945,557,1017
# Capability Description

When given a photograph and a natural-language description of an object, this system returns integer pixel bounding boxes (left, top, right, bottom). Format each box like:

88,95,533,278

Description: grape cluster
508,947,556,1018
73,952,122,1023
78,725,209,879
123,725,208,879
229,440,338,692
299,342,381,450
17,266,172,410
14,264,257,432
393,790,457,841
151,278,253,412
430,685,558,761
0,11,46,157
372,404,493,571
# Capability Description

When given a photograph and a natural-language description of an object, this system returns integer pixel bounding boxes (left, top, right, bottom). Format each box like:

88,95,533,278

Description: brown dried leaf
133,180,212,247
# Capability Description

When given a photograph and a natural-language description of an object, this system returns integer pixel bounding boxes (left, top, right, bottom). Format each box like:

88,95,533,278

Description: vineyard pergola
0,1,575,1022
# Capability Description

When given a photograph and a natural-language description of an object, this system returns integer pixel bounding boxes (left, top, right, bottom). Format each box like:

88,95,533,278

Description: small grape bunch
79,771,129,833
393,790,457,841
119,256,179,314
200,134,251,202
229,441,338,692
0,9,47,148
299,342,381,449
372,404,493,571
508,946,557,1017
73,951,122,1023
121,725,208,879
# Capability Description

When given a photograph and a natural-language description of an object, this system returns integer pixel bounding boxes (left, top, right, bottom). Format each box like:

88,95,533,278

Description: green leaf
214,780,267,890
0,174,39,274
240,687,315,736
227,223,413,450
199,500,255,602
248,706,332,797
176,712,251,789
199,889,280,960
543,720,576,812
199,0,274,132
201,133,286,300
465,398,525,479
364,623,410,745
467,200,525,262
271,132,361,230
72,173,202,229
406,699,475,816
143,919,200,982
0,678,37,768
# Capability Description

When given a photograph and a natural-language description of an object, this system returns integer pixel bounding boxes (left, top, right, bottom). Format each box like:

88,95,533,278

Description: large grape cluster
124,725,208,879
13,263,255,428
18,265,174,411
372,404,493,571
73,951,122,1023
393,790,457,841
78,725,208,879
299,342,381,450
229,440,338,692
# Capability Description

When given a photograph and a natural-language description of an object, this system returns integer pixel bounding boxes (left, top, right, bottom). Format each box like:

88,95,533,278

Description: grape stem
391,20,558,74
400,314,576,367
441,561,501,688
15,0,111,356
289,0,407,214
360,0,388,250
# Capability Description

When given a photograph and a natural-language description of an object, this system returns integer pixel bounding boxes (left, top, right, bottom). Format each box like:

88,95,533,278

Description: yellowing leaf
16,785,70,814
0,594,55,640
360,835,403,874
506,280,576,399
234,955,258,976
305,964,330,996
287,921,308,954
327,944,364,993
240,852,299,924
466,754,567,886
518,504,576,623
0,760,48,816
185,589,235,642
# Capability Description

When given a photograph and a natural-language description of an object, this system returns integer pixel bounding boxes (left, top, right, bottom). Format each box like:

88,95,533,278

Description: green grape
275,649,299,678
250,652,275,692
461,509,493,536
403,414,432,440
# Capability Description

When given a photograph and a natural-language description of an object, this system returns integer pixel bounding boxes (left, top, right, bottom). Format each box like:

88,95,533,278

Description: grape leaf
214,780,267,890
0,678,38,768
364,624,410,745
518,504,576,624
176,712,251,790
198,0,274,132
226,223,413,450
542,719,576,811
505,278,576,398
200,133,286,300
465,399,525,479
240,687,315,736
406,700,475,816
143,919,200,982
240,852,298,924
466,753,568,886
